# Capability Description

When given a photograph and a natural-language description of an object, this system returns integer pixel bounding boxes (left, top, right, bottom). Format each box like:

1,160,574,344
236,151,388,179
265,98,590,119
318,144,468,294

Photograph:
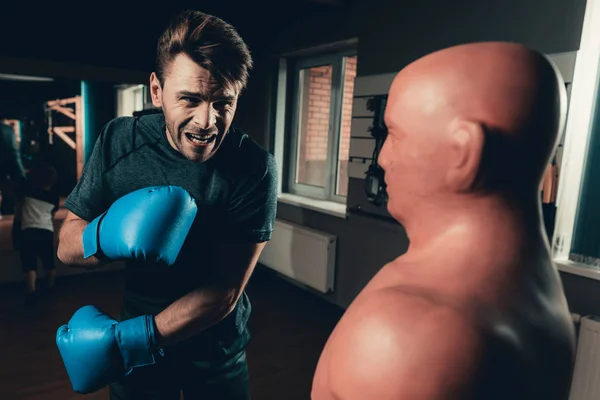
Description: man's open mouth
185,132,217,144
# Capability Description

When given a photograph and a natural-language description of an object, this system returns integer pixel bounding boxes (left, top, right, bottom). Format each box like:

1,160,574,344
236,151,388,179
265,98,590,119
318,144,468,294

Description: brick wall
337,56,357,196
305,66,332,161
296,66,331,187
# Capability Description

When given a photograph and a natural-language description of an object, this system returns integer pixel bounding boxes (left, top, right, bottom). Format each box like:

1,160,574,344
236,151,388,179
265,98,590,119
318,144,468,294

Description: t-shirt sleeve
227,153,278,242
63,125,108,222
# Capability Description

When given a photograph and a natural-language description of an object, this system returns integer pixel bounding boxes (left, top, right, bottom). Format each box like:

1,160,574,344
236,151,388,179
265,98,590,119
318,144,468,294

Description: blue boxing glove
56,305,162,394
83,186,197,265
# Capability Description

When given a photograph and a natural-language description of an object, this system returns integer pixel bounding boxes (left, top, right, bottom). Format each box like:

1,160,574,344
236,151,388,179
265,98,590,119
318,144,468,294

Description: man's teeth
188,133,214,142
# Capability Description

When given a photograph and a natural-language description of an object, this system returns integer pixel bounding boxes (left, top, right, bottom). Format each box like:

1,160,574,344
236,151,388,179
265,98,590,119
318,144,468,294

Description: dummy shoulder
326,288,484,400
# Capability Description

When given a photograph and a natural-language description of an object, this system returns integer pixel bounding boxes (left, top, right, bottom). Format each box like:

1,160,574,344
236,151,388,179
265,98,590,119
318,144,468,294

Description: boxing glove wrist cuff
82,212,107,259
115,315,162,371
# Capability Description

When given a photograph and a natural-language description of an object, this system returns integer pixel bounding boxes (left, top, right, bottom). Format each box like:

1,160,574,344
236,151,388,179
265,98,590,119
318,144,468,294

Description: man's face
150,53,239,162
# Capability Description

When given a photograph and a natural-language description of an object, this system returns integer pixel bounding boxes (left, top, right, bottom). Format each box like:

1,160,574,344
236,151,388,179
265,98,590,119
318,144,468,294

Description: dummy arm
153,240,266,347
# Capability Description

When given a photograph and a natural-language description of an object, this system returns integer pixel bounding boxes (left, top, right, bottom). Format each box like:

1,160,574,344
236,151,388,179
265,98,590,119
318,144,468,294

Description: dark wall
356,0,586,76
0,78,80,194
0,3,343,75
240,0,591,310
0,78,80,122
0,78,117,196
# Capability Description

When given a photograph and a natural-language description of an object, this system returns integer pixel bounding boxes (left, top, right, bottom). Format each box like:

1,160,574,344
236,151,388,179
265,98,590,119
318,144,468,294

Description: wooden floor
0,215,344,399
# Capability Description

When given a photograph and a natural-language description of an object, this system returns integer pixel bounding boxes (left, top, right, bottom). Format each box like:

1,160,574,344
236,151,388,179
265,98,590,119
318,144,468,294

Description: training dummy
311,42,575,400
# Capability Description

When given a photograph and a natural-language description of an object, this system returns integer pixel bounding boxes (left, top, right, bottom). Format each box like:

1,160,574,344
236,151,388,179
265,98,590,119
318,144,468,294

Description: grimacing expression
151,53,239,163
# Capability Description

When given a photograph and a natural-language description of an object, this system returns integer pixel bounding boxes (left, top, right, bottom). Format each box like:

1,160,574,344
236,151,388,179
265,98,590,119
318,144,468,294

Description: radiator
570,315,600,400
259,219,337,294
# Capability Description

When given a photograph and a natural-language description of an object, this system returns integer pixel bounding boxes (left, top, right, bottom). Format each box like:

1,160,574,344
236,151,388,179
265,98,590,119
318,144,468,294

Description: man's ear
149,72,163,108
445,118,485,192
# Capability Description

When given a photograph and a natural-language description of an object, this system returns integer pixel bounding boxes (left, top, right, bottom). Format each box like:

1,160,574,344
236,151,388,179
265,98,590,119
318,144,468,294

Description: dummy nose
377,142,390,169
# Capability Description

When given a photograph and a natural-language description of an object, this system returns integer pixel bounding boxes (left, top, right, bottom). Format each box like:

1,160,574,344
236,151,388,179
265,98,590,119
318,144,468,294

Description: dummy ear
149,72,163,108
445,118,485,192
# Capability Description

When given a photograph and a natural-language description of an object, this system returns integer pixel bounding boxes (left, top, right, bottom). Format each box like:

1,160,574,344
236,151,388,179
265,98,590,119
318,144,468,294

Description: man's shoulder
99,114,163,157
103,115,134,132
325,287,485,399
97,116,134,147
223,128,276,176
102,112,162,137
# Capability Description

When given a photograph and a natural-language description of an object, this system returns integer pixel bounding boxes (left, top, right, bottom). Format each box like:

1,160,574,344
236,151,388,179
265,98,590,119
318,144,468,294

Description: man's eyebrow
177,90,236,101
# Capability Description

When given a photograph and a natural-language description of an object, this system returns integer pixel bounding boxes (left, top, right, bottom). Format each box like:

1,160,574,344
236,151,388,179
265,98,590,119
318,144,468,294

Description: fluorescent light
0,73,54,82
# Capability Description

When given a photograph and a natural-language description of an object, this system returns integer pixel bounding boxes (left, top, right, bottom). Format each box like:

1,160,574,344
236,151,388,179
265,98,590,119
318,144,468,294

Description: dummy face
377,74,460,221
150,53,239,163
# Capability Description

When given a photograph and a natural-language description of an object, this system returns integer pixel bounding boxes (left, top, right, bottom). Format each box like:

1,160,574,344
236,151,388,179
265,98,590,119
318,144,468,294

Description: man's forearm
57,219,103,268
153,287,236,347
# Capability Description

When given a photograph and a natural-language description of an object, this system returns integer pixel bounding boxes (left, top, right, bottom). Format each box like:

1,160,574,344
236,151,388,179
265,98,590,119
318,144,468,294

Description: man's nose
192,103,216,130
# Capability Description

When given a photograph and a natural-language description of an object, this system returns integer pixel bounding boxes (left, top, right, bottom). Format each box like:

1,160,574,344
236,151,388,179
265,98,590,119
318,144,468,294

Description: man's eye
181,96,199,103
213,101,233,109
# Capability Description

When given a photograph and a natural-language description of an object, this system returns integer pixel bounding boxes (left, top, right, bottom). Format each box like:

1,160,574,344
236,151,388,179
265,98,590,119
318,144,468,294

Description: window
116,84,148,117
286,49,357,203
551,0,600,277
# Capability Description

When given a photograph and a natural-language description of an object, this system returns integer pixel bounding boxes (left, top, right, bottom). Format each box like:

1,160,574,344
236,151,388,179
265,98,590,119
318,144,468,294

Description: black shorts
109,346,250,400
19,228,55,273
12,218,21,250
109,293,251,400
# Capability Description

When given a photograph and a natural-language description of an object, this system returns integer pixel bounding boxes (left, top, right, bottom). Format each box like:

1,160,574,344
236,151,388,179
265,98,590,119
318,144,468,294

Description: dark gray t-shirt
64,112,277,353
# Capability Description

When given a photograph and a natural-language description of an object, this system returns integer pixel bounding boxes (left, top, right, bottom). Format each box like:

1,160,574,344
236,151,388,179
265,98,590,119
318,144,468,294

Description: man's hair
155,10,253,93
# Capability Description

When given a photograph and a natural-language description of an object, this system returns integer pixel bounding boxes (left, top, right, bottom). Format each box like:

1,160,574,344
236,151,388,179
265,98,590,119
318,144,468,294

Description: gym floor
0,203,344,399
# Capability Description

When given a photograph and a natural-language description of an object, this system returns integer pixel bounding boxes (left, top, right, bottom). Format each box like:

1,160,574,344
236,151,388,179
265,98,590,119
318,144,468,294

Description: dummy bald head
379,42,566,211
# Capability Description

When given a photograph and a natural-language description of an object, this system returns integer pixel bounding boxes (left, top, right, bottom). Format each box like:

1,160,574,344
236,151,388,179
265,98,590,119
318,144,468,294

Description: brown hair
155,10,253,94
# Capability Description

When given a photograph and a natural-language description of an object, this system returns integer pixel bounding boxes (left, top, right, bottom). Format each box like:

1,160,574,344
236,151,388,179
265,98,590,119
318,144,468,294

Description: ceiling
0,1,351,72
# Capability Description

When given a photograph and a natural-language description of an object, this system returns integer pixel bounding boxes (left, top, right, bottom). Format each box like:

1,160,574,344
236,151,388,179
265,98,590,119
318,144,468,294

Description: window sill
556,259,600,282
277,193,347,219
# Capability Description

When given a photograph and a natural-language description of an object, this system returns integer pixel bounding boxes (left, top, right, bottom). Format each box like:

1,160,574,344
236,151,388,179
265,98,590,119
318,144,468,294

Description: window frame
286,48,357,203
116,84,148,117
550,0,600,279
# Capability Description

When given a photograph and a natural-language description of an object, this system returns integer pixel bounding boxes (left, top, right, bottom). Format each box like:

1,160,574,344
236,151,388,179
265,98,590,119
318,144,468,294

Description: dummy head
378,42,566,223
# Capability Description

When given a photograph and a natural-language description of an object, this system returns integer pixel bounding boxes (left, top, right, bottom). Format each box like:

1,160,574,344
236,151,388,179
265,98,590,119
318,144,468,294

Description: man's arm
59,119,113,267
153,148,278,347
153,239,266,347
57,211,104,268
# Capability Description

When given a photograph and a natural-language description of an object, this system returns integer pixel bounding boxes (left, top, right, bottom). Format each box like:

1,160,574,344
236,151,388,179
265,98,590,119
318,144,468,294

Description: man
311,42,575,399
56,10,277,400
